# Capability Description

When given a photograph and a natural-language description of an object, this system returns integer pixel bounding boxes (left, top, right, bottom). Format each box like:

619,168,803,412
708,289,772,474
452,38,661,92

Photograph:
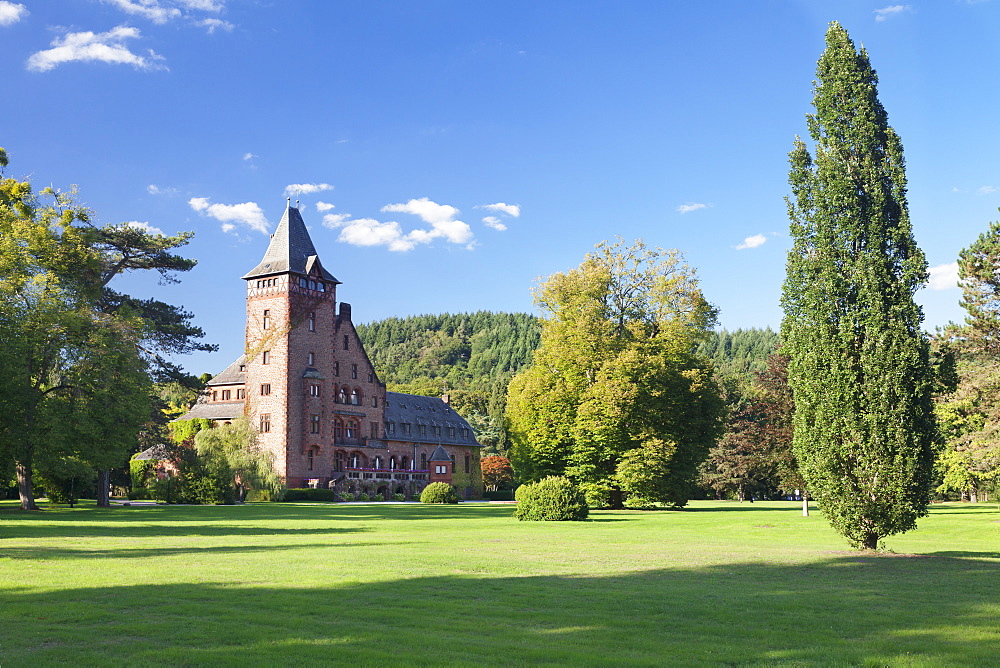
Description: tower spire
242,203,340,283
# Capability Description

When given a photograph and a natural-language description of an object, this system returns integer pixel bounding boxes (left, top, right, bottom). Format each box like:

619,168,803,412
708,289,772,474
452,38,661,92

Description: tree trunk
861,533,879,550
96,469,111,507
802,491,809,517
16,461,39,511
608,488,624,510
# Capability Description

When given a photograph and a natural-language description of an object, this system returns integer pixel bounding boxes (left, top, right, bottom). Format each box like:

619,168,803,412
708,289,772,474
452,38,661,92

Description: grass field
1,499,998,666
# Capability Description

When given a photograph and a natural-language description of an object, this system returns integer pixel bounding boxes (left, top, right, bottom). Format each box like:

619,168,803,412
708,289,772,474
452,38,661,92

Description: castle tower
242,201,341,484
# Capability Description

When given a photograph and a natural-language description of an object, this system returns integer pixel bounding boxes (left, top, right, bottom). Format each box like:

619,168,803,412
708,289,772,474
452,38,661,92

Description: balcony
343,467,429,482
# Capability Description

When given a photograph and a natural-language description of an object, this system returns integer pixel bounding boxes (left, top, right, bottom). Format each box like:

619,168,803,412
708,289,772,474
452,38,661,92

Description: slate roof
206,356,246,386
384,392,481,447
242,204,340,282
133,444,172,461
177,401,245,421
428,444,451,461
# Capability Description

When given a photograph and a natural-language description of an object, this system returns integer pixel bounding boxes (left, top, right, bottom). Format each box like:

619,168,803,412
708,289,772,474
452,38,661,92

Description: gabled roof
176,401,245,421
242,204,340,283
428,445,451,461
207,356,246,386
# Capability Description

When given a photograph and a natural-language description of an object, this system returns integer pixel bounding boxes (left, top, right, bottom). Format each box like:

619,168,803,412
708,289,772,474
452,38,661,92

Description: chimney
441,393,450,405
339,302,352,321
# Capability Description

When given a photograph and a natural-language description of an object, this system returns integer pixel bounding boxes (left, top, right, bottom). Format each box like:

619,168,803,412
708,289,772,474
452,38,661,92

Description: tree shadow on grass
0,540,394,561
0,523,370,540
2,555,997,665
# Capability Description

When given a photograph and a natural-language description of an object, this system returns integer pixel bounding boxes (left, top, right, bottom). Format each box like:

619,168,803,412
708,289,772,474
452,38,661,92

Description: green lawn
1,500,997,666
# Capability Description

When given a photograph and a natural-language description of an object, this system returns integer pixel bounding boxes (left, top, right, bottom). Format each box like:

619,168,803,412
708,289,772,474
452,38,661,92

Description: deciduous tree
507,239,723,508
781,24,936,549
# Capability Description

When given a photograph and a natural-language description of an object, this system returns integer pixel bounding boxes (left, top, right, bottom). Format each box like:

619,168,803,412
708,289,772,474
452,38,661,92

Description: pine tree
781,23,936,549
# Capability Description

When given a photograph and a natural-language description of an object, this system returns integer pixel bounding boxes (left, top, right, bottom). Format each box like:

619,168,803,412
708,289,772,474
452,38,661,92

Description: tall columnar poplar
781,23,936,549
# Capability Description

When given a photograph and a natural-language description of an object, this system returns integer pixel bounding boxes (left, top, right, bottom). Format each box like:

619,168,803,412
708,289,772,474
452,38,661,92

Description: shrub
577,481,613,509
483,490,515,501
392,493,406,502
337,490,355,502
356,492,371,502
283,488,336,502
513,476,589,521
421,482,459,504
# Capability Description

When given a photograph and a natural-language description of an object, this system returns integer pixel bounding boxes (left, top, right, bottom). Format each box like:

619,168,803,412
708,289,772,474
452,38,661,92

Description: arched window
374,456,382,469
389,456,396,470
307,448,314,472
420,453,427,470
334,419,344,439
351,453,359,468
346,421,357,439
351,389,360,405
338,388,347,404
401,456,409,470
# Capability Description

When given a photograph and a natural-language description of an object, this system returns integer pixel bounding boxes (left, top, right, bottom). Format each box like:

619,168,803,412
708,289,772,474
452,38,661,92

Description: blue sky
3,1,999,375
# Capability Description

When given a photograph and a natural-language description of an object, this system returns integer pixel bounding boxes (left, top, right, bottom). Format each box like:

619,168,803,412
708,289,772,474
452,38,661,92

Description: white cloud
677,202,708,214
482,216,507,231
103,0,181,24
147,184,178,195
735,234,767,250
178,0,225,10
978,185,997,195
927,262,960,291
382,197,472,245
321,197,474,252
189,196,270,235
284,183,333,196
315,201,336,212
195,17,233,33
874,4,911,21
0,1,28,26
26,26,166,72
124,220,166,236
480,202,520,218
242,152,255,161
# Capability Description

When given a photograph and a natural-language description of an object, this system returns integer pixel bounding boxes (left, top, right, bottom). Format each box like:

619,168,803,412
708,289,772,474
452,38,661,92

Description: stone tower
241,201,341,482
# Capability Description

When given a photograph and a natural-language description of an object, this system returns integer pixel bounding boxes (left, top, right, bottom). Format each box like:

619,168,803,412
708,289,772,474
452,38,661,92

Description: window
343,335,349,350
338,388,347,404
435,465,447,474
374,456,382,469
448,426,455,438
263,309,270,330
260,383,271,396
212,391,217,401
351,364,358,379
309,311,315,332
318,282,325,292
465,455,470,474
333,362,340,376
262,350,270,364
309,280,316,290
299,277,307,288
309,384,320,397
462,428,469,439
334,420,343,439
370,422,378,438
346,421,357,438
307,448,314,471
259,413,271,433
450,455,456,471
434,426,441,437
386,422,395,434
351,389,360,405
371,397,377,407
221,390,231,401
419,425,426,437
402,456,409,470
368,372,374,383
310,414,320,434
334,451,344,472
403,423,411,435
236,389,245,399
421,453,427,469
389,456,396,470
308,352,315,366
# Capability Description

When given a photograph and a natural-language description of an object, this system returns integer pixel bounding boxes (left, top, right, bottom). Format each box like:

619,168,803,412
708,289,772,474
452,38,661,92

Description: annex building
178,202,483,499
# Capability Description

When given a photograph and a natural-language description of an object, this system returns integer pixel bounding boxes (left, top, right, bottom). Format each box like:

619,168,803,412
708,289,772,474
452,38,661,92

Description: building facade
179,203,483,499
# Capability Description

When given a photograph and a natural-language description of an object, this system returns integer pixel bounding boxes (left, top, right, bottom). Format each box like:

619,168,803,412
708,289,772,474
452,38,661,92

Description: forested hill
356,312,541,446
697,328,781,381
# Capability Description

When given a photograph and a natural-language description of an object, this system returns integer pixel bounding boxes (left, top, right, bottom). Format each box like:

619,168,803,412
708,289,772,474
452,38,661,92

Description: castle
177,202,484,499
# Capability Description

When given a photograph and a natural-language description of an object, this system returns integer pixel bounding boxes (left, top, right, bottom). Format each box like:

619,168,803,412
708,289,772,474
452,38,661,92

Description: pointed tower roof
429,445,451,462
242,202,340,283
